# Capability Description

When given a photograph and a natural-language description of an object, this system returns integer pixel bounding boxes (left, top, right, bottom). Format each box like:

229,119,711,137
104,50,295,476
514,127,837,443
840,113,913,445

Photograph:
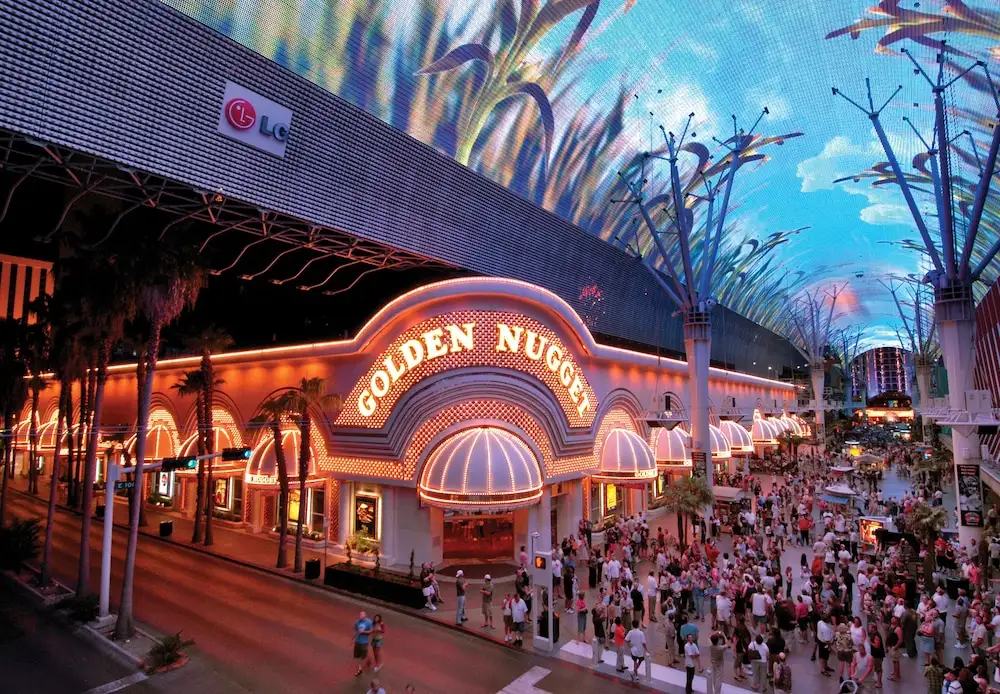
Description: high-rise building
0,255,53,323
854,347,912,400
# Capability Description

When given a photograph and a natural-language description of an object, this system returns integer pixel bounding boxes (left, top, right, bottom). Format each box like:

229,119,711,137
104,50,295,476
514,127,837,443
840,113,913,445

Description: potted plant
144,632,194,674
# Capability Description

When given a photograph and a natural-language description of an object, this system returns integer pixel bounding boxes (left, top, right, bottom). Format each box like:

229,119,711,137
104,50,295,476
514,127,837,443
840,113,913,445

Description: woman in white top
849,617,867,649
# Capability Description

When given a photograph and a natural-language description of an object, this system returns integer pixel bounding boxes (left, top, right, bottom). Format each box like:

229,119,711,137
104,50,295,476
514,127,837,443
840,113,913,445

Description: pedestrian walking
575,592,588,642
684,633,701,694
370,614,385,673
502,593,513,643
455,570,468,625
625,619,648,683
510,593,527,647
773,652,793,693
851,642,874,694
708,632,727,694
353,610,373,678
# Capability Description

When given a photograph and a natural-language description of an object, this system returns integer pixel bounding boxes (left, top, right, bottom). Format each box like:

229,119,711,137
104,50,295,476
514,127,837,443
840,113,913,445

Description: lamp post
833,44,1000,547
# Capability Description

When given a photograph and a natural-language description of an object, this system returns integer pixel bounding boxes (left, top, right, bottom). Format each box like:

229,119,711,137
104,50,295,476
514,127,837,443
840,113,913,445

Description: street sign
114,480,135,491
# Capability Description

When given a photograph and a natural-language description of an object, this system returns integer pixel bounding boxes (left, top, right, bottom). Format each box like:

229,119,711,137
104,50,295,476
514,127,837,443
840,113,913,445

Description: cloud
744,88,790,121
859,203,913,226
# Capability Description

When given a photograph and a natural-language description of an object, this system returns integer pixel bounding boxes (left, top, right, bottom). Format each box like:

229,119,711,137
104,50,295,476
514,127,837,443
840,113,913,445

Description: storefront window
353,492,379,540
213,478,229,509
311,489,325,534
589,482,601,523
232,478,243,517
288,489,302,523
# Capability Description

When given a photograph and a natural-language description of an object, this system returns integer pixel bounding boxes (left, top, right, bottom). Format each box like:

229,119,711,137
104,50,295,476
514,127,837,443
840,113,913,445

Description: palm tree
652,475,714,548
778,432,806,461
115,242,203,640
907,501,948,593
74,252,134,599
251,395,292,569
185,325,233,548
283,378,340,573
171,370,207,543
0,319,28,527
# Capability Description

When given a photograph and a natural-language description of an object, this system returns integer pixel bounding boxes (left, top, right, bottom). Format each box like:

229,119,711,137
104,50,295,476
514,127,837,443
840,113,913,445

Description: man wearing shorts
625,619,647,683
510,593,528,647
353,610,373,677
480,574,494,629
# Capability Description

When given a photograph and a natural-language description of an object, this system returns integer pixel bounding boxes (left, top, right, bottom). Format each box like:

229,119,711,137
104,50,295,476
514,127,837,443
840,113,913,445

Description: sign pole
100,461,119,619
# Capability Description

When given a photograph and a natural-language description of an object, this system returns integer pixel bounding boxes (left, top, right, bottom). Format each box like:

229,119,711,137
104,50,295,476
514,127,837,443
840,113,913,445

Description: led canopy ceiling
167,0,1000,342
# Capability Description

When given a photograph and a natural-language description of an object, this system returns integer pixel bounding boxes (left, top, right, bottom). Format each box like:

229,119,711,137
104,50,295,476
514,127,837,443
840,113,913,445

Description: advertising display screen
957,464,984,527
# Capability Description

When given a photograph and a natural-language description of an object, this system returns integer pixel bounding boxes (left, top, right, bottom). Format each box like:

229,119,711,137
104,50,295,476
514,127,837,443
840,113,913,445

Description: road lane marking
82,671,148,694
497,666,551,694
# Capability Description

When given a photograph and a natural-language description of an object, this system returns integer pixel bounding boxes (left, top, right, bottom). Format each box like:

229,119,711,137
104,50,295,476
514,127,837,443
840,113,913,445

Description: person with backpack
773,652,792,693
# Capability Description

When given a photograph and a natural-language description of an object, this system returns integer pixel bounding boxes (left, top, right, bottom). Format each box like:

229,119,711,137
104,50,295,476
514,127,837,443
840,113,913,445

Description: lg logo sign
217,82,293,157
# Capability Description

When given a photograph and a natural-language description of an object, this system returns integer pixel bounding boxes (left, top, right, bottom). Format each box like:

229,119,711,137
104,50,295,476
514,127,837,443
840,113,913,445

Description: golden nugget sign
336,312,597,429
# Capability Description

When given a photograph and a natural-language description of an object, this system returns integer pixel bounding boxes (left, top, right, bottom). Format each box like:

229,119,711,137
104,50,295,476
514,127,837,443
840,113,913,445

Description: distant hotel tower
0,255,53,322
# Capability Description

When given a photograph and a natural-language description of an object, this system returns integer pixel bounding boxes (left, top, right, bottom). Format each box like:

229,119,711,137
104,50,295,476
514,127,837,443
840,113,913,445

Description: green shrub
68,594,99,623
347,529,380,555
145,631,194,672
0,517,41,570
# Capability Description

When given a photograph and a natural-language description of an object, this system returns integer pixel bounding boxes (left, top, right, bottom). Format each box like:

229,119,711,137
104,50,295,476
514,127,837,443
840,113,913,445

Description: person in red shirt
811,554,824,577
798,516,811,546
613,617,627,672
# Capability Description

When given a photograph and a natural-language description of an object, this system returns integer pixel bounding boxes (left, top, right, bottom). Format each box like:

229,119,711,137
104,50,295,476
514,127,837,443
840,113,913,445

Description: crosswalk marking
496,666,551,694
81,671,148,694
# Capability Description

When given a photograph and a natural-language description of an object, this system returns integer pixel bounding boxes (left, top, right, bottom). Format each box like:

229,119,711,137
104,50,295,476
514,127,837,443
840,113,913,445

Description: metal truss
0,130,447,288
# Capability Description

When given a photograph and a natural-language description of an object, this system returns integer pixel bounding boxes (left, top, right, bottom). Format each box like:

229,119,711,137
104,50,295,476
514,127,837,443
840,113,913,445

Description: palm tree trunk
65,393,76,508
77,342,109,598
294,418,309,573
0,410,11,526
677,512,685,550
273,421,289,569
28,389,39,494
40,383,67,586
191,391,205,544
116,323,160,640
74,370,92,508
202,350,215,547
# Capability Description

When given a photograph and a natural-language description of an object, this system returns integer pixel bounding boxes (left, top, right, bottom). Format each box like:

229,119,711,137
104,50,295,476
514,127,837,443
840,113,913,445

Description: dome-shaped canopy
750,417,779,445
419,427,543,510
766,416,788,434
594,429,657,485
792,414,811,436
125,424,175,460
719,420,753,454
709,425,732,459
245,429,318,486
780,414,803,436
653,427,691,465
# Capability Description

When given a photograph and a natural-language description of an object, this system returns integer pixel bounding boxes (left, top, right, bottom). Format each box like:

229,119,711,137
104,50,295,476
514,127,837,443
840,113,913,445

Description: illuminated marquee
336,311,597,429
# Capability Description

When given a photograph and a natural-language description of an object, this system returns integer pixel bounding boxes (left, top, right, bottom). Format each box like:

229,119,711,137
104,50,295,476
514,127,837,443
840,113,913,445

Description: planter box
1,566,73,607
210,518,244,530
324,566,424,609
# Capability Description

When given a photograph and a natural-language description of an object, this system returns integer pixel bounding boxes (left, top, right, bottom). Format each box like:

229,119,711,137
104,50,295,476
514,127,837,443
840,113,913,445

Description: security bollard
591,637,603,665
644,654,652,680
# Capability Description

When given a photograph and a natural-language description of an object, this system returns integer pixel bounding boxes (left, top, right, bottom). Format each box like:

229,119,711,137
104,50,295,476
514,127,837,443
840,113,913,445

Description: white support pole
99,462,119,619
685,315,714,520
811,364,826,452
916,358,934,441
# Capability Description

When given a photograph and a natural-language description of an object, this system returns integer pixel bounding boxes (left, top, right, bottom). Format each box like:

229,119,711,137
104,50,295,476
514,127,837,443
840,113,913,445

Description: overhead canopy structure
750,416,779,446
713,485,746,503
418,427,543,510
719,420,753,454
592,429,658,487
709,424,732,460
245,429,319,487
653,427,691,466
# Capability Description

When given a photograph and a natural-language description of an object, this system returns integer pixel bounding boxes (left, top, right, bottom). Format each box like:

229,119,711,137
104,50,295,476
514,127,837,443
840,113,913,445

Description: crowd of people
529,440,1000,694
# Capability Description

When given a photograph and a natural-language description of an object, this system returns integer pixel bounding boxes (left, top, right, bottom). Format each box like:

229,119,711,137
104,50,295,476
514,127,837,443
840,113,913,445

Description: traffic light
161,456,197,471
221,447,252,461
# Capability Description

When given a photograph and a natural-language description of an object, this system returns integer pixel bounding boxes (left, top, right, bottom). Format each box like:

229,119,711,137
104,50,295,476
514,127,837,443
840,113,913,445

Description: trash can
159,520,173,538
537,611,560,642
304,558,321,579
946,576,969,600
95,504,105,519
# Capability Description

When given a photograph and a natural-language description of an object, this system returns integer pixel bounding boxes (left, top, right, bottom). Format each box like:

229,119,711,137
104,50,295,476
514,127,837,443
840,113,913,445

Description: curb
70,620,146,671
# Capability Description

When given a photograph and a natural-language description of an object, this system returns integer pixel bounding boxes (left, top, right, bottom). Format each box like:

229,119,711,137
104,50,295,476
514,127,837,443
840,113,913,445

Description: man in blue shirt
354,610,373,677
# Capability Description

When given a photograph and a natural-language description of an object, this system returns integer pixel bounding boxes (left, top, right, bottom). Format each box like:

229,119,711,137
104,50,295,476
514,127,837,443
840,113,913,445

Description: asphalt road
6,493,639,694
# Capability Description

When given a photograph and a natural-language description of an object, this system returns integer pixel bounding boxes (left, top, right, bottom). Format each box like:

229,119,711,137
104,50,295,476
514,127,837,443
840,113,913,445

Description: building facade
17,278,794,568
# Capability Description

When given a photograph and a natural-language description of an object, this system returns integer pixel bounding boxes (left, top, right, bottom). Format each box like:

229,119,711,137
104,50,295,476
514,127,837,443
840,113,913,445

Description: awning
653,427,691,465
750,416,779,445
819,493,852,505
714,485,745,502
125,423,177,460
708,425,732,459
245,428,318,487
719,420,753,454
418,427,543,510
592,428,657,487
831,465,855,473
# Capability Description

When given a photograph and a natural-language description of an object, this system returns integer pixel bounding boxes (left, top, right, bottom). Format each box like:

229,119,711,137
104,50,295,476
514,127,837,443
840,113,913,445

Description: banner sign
957,464,984,527
692,451,707,478
354,493,379,537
